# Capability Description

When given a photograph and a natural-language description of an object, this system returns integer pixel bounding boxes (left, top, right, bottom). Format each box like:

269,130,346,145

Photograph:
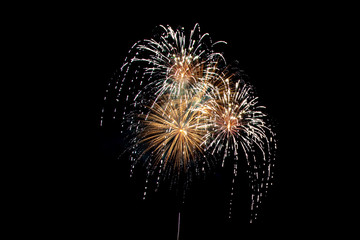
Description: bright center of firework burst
224,115,239,134
179,128,187,135
173,63,191,82
169,53,201,87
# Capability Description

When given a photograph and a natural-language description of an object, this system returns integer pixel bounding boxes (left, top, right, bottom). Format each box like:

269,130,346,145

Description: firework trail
100,23,277,223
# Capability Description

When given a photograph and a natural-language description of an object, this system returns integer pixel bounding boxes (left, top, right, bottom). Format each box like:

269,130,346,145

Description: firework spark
100,24,277,223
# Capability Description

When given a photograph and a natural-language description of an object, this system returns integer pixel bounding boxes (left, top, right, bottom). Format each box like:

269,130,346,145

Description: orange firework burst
138,95,209,176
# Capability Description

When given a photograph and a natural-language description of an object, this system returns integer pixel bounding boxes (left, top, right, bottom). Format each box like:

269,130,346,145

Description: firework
203,74,277,221
133,24,225,99
137,95,210,182
100,24,225,124
100,24,277,223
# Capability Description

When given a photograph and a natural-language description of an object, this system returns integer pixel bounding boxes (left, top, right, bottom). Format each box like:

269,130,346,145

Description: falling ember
100,23,277,223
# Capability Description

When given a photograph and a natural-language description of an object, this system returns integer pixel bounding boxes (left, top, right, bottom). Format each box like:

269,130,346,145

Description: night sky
55,3,340,239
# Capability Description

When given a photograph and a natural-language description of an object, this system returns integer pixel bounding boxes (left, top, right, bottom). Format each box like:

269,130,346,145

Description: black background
45,2,347,239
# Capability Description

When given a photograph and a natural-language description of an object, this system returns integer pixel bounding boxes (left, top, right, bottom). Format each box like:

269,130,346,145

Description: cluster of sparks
101,24,277,223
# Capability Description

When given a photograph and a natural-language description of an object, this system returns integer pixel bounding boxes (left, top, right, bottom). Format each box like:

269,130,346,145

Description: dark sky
57,3,338,239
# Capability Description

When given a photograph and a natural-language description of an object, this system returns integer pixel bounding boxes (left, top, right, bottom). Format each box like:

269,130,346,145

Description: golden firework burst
139,96,209,175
